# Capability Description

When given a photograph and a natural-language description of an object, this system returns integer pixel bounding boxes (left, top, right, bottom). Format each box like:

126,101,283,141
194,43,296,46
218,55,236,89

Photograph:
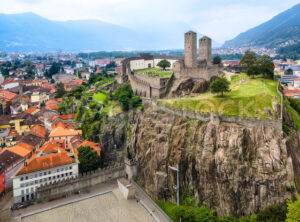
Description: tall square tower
199,36,212,65
184,31,197,68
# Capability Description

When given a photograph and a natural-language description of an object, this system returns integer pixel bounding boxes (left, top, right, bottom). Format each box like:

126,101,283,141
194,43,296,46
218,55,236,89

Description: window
49,177,51,180
44,178,47,182
21,183,24,188
35,180,38,184
20,177,24,181
57,175,60,178
39,173,42,177
48,171,51,175
39,179,42,183
69,166,72,170
52,176,55,179
65,167,68,171
66,173,69,176
44,172,46,176
57,169,60,172
25,176,28,180
61,174,64,177
30,181,34,185
61,168,64,171
21,190,24,195
35,174,37,178
70,172,72,175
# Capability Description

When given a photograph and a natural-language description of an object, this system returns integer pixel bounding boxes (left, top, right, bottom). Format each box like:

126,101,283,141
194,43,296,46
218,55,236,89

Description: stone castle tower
184,31,197,68
199,36,212,65
173,30,221,80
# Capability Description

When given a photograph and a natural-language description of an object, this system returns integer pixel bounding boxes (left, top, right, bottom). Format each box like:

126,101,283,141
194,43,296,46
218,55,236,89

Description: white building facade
12,158,78,203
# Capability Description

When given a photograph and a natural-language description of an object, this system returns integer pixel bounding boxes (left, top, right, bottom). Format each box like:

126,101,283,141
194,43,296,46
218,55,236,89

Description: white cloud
0,0,299,43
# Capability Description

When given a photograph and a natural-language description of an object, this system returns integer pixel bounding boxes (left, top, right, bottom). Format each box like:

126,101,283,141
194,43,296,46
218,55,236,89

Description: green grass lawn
93,92,107,103
159,74,281,119
286,100,300,132
134,67,172,78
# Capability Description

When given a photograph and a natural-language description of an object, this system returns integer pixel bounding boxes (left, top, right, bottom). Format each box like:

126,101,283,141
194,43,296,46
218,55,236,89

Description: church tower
184,31,197,68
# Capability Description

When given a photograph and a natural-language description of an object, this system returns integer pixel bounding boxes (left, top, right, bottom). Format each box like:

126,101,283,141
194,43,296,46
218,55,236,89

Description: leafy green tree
77,146,101,173
240,51,257,71
210,77,230,97
55,82,66,98
106,61,117,69
114,84,142,111
286,196,300,222
213,56,222,65
284,68,293,75
246,64,260,78
49,62,61,76
256,55,274,79
157,60,171,70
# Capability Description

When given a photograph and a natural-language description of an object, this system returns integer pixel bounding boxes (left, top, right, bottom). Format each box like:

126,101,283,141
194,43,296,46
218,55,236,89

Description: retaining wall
154,102,283,130
36,165,125,202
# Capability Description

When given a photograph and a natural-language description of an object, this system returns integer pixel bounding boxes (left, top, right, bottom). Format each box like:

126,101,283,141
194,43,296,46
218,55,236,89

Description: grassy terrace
134,67,172,78
158,74,281,119
95,77,115,88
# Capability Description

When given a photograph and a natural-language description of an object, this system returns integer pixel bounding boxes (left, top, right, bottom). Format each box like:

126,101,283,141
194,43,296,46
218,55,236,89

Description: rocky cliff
100,104,300,217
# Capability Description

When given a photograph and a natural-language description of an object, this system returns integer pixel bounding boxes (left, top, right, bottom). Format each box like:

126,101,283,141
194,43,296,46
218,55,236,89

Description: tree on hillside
210,77,230,97
246,64,260,79
78,146,101,173
49,62,61,76
213,56,222,65
240,50,257,71
285,68,293,75
55,82,66,98
114,84,142,111
286,196,300,222
256,55,274,78
157,60,171,70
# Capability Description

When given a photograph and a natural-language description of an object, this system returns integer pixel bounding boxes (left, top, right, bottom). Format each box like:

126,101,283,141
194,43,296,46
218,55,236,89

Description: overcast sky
1,0,300,43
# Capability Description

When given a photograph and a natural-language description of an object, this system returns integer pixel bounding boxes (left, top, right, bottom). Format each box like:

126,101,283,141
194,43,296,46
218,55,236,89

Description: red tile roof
52,122,75,130
0,90,17,102
30,125,47,138
16,149,75,175
25,107,39,114
49,127,82,138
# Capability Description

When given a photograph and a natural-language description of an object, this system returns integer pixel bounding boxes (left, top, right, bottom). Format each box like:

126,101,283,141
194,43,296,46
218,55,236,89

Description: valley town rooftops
0,149,23,170
49,127,82,138
5,142,34,158
16,149,76,176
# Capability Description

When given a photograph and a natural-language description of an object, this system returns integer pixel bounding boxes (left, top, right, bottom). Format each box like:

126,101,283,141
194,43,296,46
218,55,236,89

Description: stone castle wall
173,62,221,81
36,165,125,202
154,102,283,130
128,72,173,99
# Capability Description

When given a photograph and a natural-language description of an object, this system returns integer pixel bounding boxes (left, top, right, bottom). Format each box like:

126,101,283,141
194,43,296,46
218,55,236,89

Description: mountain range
223,3,300,49
0,12,221,52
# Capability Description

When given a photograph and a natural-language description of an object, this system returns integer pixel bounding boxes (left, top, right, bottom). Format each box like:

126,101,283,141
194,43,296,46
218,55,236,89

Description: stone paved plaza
20,190,156,222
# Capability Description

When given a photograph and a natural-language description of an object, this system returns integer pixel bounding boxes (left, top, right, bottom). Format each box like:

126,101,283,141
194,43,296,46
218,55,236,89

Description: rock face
100,105,300,217
168,77,210,98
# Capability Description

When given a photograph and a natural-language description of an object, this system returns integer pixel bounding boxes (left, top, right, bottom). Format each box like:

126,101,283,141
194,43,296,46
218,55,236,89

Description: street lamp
169,164,179,206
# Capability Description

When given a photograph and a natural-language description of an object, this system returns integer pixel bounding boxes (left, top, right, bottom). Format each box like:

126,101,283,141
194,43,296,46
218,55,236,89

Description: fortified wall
36,165,125,202
154,102,283,130
121,54,180,99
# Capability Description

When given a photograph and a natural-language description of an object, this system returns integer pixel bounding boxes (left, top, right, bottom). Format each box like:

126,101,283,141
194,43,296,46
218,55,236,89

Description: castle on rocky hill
118,31,222,99
173,31,222,81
